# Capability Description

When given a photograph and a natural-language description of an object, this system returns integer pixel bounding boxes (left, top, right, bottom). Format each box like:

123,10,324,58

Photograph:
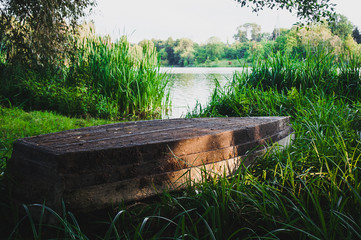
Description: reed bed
233,49,361,100
0,36,170,120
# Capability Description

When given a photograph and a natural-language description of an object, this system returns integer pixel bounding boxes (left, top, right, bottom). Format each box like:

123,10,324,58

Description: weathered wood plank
7,117,293,213
19,117,288,152
64,132,293,212
63,149,265,212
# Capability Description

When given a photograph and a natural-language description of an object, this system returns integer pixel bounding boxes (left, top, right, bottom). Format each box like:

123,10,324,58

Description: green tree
223,43,239,59
0,0,95,65
151,39,169,64
205,37,224,61
194,44,208,63
328,14,353,40
352,27,361,44
174,38,195,66
272,28,290,52
237,42,252,60
279,24,343,57
164,37,179,66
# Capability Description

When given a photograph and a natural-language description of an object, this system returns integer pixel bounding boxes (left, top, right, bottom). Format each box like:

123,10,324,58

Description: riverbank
1,47,361,239
0,36,170,121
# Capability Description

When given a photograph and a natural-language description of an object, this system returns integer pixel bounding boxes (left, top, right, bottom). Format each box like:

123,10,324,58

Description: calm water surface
161,67,244,118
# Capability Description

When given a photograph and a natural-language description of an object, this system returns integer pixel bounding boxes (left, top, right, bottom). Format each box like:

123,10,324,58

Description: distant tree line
0,0,336,68
143,14,360,67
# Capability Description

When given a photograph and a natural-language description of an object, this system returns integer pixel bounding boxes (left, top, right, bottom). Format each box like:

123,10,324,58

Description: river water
160,67,244,119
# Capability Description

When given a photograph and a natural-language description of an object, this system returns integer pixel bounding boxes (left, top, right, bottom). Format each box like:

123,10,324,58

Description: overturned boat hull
8,117,293,212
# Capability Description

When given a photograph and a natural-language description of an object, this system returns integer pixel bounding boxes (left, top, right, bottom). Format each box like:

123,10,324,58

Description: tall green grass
65,36,170,119
183,49,361,239
230,49,361,100
0,36,170,120
2,48,361,239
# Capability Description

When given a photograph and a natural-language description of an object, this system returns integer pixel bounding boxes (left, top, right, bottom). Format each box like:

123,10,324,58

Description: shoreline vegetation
163,58,248,68
0,24,171,121
147,16,361,69
1,18,361,239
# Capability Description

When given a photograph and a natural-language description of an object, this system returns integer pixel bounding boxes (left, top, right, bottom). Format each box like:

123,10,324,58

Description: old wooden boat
8,117,293,212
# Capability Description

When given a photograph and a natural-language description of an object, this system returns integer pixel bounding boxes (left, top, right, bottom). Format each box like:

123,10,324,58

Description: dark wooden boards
7,117,293,212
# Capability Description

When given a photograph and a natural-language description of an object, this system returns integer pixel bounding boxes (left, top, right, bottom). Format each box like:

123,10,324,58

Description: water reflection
161,67,243,119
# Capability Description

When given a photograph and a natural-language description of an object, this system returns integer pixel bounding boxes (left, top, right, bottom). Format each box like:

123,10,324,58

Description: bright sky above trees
88,0,361,43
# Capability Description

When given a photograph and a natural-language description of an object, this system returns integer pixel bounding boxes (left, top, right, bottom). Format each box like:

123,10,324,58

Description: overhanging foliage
0,0,96,65
234,0,336,23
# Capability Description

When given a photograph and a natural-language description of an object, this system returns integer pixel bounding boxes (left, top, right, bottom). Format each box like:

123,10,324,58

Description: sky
88,0,361,44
